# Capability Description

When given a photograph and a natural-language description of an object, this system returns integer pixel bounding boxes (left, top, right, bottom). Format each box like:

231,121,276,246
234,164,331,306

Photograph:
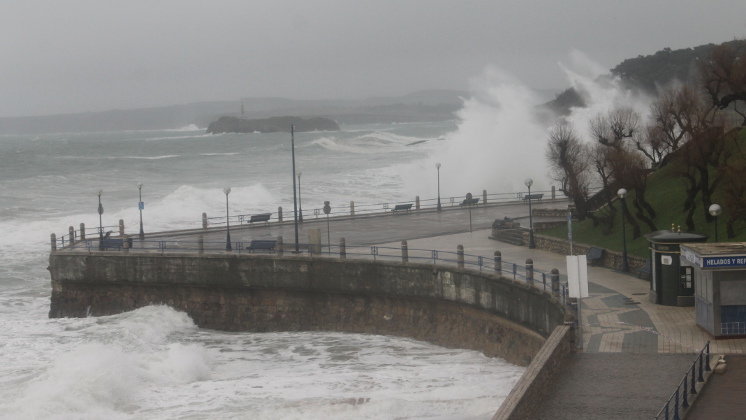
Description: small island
206,116,339,134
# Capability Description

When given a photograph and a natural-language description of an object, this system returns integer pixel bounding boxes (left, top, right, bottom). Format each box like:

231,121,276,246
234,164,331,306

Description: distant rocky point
206,116,339,134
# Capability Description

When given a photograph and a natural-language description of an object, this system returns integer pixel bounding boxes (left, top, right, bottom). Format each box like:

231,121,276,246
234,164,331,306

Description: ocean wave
163,124,202,132
310,131,436,154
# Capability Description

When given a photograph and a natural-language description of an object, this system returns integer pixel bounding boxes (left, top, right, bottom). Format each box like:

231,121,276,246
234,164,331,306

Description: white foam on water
311,131,438,154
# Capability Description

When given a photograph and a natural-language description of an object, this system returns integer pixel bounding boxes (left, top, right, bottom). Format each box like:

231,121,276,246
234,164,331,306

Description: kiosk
681,243,746,337
645,230,707,306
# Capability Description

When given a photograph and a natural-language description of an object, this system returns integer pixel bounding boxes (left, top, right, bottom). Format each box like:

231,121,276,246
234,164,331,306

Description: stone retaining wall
531,233,648,273
492,325,575,420
49,251,568,366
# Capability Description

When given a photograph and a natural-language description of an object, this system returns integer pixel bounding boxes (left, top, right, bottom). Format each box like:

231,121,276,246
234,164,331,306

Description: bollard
277,206,283,222
350,201,355,216
415,196,420,210
339,237,346,259
198,235,204,254
50,233,57,251
277,236,284,256
494,251,502,273
402,240,408,263
551,185,556,200
69,226,75,244
80,223,86,240
457,245,464,269
119,219,125,236
202,212,208,230
483,189,487,205
526,258,534,286
551,268,560,296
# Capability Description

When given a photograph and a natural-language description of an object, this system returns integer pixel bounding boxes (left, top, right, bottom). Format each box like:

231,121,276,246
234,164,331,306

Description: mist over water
0,57,646,418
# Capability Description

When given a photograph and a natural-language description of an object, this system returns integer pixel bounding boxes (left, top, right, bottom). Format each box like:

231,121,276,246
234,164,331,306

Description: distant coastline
206,116,339,134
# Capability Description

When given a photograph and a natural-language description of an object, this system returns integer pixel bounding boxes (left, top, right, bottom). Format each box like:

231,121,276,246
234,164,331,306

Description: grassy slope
543,129,746,258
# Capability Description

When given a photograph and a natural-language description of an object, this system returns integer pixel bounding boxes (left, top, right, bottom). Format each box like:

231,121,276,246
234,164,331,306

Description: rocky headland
206,116,339,134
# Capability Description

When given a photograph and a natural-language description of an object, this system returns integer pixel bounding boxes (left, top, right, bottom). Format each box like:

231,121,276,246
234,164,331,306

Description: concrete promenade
66,199,746,417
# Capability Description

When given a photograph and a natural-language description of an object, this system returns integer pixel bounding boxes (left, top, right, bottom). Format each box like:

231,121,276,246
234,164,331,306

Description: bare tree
700,41,746,125
546,123,592,219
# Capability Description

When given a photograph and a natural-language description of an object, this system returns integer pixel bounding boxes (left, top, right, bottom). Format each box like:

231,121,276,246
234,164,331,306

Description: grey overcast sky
1,0,745,117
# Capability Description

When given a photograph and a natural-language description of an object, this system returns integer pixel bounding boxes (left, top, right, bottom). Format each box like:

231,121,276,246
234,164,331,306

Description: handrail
654,341,711,420
57,238,569,306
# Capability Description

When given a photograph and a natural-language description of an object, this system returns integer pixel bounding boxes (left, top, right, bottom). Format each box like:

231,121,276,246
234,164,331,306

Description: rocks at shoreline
206,116,339,134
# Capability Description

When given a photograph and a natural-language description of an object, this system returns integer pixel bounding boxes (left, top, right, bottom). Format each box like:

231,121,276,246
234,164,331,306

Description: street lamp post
97,190,104,250
224,187,232,251
617,188,629,272
436,162,442,211
323,201,331,253
290,125,300,253
298,172,303,223
137,183,144,240
525,178,535,249
709,203,722,242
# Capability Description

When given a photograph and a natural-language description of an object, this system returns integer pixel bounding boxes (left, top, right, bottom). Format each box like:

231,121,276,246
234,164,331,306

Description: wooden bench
246,240,277,252
249,213,272,223
523,193,543,201
392,203,413,213
460,197,480,206
587,246,605,266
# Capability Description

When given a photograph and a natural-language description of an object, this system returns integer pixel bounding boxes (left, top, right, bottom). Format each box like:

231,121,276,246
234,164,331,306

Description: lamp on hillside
617,188,629,272
224,187,232,251
525,178,535,249
709,203,722,242
436,162,442,211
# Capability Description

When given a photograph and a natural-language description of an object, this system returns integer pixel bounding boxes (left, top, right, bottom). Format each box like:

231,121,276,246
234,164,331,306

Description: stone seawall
49,251,567,366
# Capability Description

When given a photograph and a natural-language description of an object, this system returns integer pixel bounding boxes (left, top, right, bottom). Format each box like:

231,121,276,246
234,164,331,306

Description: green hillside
542,128,746,258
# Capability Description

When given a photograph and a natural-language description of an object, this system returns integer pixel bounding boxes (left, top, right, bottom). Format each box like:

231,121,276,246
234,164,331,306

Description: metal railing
655,341,711,420
58,237,569,305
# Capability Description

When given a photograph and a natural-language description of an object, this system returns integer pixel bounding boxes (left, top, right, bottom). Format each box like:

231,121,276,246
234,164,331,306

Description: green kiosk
645,230,707,306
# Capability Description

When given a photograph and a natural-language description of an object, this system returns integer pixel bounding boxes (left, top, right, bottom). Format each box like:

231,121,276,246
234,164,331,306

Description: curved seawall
49,251,567,366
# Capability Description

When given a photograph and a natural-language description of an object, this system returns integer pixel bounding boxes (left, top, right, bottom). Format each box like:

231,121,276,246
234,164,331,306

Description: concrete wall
492,325,575,420
49,251,567,366
532,233,648,273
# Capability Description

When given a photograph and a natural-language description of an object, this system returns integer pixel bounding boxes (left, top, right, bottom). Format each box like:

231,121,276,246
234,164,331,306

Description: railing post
339,237,345,259
690,364,697,394
119,219,125,236
69,226,75,244
698,353,705,382
198,235,204,254
202,212,208,230
513,263,517,279
80,223,86,240
415,196,420,210
526,258,534,286
401,240,408,263
123,234,130,252
277,236,284,256
551,268,560,297
674,388,680,420
277,206,283,222
350,200,355,216
483,189,487,205
494,251,502,273
682,377,689,408
50,233,57,251
552,185,556,200
457,245,464,269
705,342,711,371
